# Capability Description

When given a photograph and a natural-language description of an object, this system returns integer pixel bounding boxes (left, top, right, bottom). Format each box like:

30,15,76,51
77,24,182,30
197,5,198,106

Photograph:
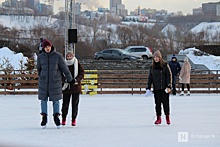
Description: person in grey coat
37,39,73,128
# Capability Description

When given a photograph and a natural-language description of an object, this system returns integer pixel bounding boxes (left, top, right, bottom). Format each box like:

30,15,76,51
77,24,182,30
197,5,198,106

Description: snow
0,15,58,30
178,48,220,70
0,47,28,70
0,94,219,147
190,22,220,41
161,24,177,37
122,21,155,29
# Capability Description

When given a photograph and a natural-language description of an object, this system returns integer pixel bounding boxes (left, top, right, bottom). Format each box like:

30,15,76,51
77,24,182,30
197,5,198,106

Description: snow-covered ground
0,94,219,147
179,48,220,70
190,22,220,41
0,15,58,30
0,47,28,70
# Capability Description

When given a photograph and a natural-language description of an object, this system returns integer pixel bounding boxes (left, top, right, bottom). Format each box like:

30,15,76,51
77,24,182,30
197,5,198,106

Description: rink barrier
0,69,220,95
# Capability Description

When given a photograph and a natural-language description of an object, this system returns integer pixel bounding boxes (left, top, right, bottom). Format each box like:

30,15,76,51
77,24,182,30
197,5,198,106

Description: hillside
0,15,59,30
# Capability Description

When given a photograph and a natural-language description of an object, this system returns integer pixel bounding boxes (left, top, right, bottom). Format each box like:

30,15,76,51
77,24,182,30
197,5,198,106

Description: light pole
64,0,76,57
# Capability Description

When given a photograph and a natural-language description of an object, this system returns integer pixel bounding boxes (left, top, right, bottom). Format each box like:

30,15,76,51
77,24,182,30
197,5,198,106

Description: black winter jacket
37,47,73,101
169,60,181,76
146,62,172,91
62,62,84,94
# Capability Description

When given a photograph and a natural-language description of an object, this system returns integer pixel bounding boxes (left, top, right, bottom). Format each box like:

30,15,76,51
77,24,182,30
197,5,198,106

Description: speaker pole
64,0,76,57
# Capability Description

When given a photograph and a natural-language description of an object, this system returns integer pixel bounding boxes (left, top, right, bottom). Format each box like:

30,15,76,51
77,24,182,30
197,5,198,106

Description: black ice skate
41,113,47,129
53,113,61,129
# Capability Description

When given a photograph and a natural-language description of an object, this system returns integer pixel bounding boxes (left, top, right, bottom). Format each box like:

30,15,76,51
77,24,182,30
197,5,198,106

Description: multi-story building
217,4,220,16
110,0,121,10
202,2,220,16
193,7,203,15
1,0,54,15
110,0,127,16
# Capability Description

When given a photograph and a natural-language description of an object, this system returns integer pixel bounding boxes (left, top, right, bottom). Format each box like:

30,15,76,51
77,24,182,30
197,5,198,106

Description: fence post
99,70,102,95
139,70,141,94
13,70,15,95
3,70,6,95
131,70,133,95
217,70,219,94
208,70,210,94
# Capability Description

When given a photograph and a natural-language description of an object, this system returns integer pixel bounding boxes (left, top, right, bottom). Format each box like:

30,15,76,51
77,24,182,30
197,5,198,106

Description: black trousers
154,89,170,116
61,93,80,120
172,76,177,94
181,84,190,91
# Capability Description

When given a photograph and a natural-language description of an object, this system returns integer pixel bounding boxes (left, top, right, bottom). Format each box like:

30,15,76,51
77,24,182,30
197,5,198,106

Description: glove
145,89,153,97
68,79,78,85
165,88,171,93
179,77,182,81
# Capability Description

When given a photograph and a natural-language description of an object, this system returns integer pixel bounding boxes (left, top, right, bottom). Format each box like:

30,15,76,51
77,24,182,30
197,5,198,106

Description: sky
0,94,219,147
0,0,219,14
52,0,220,14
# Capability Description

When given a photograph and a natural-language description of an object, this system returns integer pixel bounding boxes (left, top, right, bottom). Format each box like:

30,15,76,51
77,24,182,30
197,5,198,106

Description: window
103,50,112,54
112,50,121,55
135,48,146,52
129,48,136,52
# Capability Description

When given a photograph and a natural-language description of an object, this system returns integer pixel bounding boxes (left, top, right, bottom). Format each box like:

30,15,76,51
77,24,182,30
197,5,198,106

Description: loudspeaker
68,29,77,43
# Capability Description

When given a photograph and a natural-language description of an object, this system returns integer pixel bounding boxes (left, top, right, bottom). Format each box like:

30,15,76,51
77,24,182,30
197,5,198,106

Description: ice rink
0,94,219,147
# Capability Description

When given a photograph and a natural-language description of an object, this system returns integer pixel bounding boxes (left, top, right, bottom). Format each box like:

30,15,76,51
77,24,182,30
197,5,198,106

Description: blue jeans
41,100,60,115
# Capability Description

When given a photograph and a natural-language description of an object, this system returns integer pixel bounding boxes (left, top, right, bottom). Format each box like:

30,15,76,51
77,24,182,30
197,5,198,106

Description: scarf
62,57,78,91
66,57,78,78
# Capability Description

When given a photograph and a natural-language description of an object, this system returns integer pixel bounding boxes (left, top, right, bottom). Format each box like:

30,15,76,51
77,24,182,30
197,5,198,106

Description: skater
61,51,84,126
146,50,172,125
37,39,74,128
179,56,191,96
38,38,44,54
169,54,181,95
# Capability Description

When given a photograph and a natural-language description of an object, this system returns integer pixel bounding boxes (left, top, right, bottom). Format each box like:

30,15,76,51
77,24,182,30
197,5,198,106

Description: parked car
124,46,153,60
94,48,143,61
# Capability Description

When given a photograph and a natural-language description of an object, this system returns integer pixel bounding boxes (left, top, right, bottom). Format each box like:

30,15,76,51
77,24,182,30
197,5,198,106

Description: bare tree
116,25,133,48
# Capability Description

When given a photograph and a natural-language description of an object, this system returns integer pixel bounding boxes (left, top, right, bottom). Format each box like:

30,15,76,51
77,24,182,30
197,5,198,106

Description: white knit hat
184,57,189,62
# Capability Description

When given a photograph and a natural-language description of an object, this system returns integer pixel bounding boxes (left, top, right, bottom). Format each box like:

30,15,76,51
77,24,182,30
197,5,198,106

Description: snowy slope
161,24,177,37
0,15,59,30
190,22,220,41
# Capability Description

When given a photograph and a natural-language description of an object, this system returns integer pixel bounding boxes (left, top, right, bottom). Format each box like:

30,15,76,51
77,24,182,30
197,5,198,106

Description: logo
178,132,188,142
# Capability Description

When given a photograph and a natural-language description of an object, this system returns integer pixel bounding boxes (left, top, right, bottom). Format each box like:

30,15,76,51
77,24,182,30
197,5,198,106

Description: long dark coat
37,47,73,101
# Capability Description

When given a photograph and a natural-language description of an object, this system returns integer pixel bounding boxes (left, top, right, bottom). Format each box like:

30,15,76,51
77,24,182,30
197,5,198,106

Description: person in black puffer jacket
146,50,172,125
169,55,181,95
37,39,73,128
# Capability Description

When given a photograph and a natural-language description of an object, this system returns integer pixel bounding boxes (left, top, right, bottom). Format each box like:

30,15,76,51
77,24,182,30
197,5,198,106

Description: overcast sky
73,0,220,14
0,0,220,14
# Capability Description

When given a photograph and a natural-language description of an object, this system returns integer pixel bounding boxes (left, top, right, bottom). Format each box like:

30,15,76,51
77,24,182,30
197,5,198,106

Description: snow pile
179,47,220,70
0,47,28,70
